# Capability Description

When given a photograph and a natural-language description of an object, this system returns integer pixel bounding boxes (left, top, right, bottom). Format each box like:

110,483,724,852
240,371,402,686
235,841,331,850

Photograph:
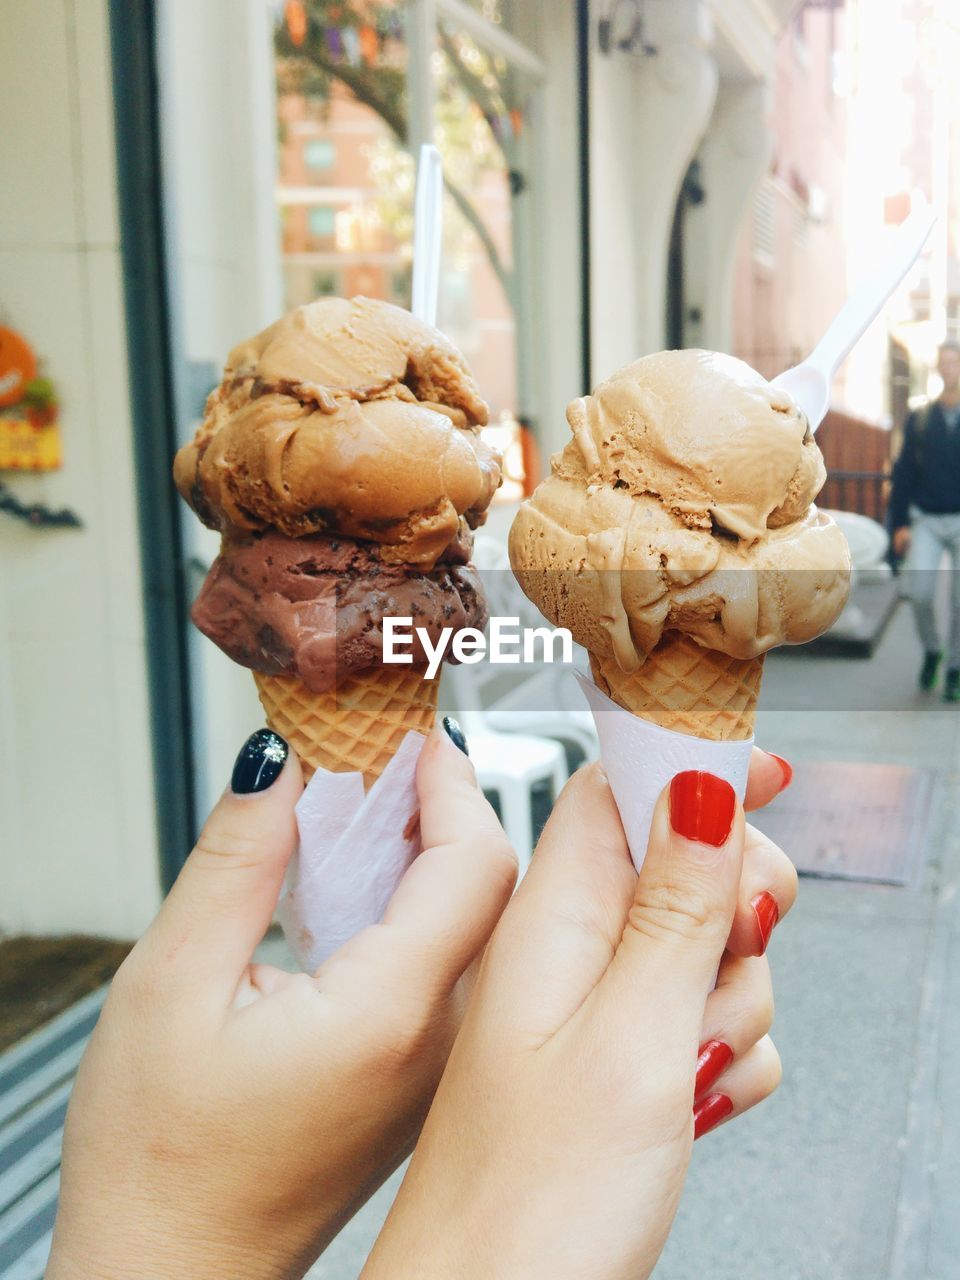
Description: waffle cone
254,665,438,787
589,633,763,742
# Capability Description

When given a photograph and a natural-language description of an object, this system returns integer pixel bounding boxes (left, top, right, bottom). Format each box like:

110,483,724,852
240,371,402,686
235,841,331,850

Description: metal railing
819,470,888,522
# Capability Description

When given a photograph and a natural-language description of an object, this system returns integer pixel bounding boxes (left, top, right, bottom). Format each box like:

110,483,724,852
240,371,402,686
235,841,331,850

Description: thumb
600,771,743,1047
143,729,302,1000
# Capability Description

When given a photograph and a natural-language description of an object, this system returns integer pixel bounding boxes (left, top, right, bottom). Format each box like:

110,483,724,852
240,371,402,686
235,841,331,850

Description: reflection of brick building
278,83,407,309
276,80,517,418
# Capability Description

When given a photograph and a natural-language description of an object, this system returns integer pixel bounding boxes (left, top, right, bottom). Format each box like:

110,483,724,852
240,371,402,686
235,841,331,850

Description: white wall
587,1,645,381
156,0,283,820
0,0,162,938
526,0,585,459
587,0,779,379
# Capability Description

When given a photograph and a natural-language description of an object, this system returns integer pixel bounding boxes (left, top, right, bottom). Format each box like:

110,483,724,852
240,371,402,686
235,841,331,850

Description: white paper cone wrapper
576,673,753,870
278,731,424,972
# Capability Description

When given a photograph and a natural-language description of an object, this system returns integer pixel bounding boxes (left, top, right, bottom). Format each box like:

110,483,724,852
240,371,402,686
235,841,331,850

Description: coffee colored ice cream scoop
174,296,501,569
510,349,851,673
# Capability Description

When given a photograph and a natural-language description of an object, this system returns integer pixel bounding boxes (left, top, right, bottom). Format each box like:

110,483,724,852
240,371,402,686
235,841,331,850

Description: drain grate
751,762,936,886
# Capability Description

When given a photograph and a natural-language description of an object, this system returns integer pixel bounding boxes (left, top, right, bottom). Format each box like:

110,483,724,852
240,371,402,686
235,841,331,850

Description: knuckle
378,997,449,1076
760,1040,783,1098
785,859,799,903
192,824,263,869
752,987,775,1040
626,880,723,947
488,836,520,895
647,1071,696,1121
622,1067,694,1145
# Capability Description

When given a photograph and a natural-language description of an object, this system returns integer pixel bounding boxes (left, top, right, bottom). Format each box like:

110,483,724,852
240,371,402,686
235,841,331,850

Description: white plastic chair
453,704,567,875
469,534,600,765
484,664,599,767
821,508,892,585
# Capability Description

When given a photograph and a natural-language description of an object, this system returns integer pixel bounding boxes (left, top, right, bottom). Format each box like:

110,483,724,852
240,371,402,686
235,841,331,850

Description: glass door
155,0,576,821
273,0,547,498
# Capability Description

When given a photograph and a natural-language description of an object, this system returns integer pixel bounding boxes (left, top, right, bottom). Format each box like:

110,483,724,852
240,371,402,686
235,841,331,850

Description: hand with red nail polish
363,765,783,1280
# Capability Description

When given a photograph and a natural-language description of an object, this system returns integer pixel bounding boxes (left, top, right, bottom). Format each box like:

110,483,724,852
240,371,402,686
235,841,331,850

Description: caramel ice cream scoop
174,296,501,568
510,349,851,674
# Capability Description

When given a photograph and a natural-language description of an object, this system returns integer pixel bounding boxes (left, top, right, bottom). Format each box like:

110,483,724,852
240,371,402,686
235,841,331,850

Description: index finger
325,724,518,999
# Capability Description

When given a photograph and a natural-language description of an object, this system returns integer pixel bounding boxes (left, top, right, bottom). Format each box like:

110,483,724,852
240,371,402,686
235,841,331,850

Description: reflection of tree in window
275,3,529,306
442,271,474,333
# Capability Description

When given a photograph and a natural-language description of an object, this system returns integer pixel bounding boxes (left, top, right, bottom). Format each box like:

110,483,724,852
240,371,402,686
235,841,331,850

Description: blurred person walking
890,340,960,701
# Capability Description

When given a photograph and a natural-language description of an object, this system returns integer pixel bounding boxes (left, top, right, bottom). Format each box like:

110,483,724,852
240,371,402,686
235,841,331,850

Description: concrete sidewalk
305,597,960,1280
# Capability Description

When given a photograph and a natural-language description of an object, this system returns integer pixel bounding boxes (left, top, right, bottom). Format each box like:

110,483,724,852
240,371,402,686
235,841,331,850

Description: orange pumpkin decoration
285,0,308,46
0,328,37,409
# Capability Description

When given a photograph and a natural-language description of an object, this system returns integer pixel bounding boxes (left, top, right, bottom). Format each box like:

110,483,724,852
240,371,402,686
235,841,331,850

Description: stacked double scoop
174,297,501,785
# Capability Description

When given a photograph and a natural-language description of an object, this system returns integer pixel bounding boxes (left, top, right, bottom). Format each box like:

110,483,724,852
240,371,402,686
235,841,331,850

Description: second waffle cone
254,664,438,788
589,632,763,742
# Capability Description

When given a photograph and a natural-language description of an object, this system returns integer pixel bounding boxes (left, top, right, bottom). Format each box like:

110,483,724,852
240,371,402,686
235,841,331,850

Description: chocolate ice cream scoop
173,297,502,569
191,526,487,694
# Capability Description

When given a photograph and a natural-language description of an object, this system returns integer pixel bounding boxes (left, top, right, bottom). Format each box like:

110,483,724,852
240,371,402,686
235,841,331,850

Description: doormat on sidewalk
751,762,936,886
0,936,131,1053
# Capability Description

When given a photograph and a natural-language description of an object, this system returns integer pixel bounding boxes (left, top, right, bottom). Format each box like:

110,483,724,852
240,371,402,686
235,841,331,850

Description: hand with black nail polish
48,724,517,1280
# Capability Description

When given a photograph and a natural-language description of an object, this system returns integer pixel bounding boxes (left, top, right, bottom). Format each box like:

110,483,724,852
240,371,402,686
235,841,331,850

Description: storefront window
273,0,545,490
431,18,536,423
457,0,534,42
275,7,412,310
155,0,573,819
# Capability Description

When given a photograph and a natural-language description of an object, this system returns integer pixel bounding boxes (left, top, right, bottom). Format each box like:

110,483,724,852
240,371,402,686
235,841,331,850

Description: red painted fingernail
751,891,780,955
769,753,793,791
694,1093,734,1140
669,772,736,847
695,1040,734,1098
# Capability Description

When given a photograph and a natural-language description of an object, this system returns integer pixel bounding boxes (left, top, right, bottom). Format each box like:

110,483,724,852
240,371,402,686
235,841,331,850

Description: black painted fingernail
231,730,289,794
442,716,469,757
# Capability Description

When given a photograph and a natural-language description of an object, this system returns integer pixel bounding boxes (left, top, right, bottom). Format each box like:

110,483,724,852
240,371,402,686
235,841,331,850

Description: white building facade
0,0,801,939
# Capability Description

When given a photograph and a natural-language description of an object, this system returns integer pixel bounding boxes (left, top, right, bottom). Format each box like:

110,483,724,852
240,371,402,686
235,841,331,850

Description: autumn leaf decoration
22,377,59,430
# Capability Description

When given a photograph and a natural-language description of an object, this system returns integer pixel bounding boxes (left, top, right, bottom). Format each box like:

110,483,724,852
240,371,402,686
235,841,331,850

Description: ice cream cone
589,632,764,743
254,664,438,787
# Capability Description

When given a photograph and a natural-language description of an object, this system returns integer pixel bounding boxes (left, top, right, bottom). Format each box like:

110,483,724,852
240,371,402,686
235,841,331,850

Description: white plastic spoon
411,143,443,327
772,203,937,431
